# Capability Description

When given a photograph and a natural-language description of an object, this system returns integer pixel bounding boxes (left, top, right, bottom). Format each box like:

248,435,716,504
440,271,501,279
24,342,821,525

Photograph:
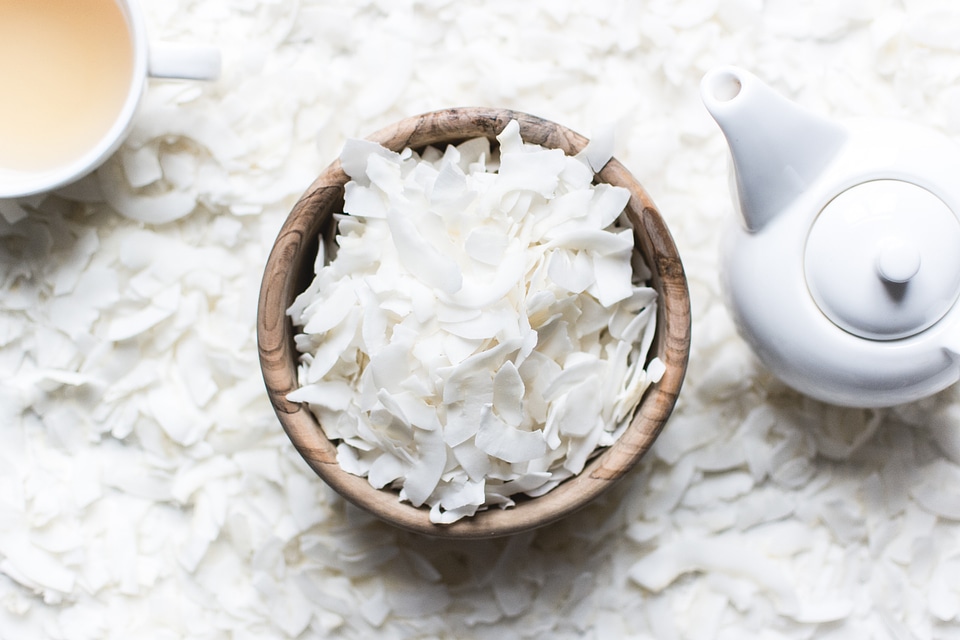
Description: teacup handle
148,42,221,81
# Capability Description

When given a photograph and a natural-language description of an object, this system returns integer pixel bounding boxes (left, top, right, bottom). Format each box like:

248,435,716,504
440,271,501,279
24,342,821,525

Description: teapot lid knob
876,237,921,284
805,179,960,340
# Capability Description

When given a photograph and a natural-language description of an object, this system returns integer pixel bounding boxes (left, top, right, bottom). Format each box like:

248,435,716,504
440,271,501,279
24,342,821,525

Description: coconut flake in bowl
258,108,690,538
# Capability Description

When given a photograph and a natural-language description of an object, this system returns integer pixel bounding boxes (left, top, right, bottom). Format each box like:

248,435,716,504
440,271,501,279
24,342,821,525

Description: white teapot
700,66,960,407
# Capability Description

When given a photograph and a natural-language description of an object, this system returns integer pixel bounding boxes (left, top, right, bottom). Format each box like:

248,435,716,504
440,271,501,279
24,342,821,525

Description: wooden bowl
257,108,690,539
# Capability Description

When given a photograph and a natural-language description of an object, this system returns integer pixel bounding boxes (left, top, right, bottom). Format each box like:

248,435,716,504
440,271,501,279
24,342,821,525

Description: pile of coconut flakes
288,121,660,524
4,0,960,638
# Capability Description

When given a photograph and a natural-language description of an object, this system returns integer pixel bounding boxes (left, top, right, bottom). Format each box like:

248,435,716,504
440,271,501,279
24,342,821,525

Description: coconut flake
910,461,960,520
0,199,28,224
104,285,181,341
579,123,616,172
475,404,548,464
628,536,798,613
386,207,463,295
492,361,525,427
0,532,75,594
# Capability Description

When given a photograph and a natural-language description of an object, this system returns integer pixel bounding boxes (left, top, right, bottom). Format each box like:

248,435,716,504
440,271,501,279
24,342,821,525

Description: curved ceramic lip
0,0,148,199
257,107,692,539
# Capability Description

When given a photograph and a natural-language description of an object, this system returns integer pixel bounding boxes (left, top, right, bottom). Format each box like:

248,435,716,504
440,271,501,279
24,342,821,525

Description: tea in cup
0,0,220,198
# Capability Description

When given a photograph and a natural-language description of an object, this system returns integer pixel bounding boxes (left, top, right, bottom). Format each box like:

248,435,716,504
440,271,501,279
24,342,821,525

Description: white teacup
0,0,221,199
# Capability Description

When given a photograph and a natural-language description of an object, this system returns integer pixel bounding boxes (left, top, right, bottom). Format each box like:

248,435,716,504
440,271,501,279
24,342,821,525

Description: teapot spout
701,66,847,232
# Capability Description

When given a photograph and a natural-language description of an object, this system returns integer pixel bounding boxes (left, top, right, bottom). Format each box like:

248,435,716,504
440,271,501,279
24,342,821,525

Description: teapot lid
805,179,960,340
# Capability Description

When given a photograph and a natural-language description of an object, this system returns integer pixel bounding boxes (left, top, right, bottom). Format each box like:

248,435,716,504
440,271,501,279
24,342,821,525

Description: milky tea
0,0,134,172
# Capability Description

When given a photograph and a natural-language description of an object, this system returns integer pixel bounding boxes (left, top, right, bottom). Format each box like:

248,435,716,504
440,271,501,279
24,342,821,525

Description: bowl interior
257,107,690,539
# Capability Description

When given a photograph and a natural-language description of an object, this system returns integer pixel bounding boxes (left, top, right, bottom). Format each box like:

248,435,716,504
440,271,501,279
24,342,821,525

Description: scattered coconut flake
99,160,199,225
289,124,659,523
910,460,960,520
0,531,75,594
120,145,164,188
0,199,29,225
628,536,798,613
104,285,181,341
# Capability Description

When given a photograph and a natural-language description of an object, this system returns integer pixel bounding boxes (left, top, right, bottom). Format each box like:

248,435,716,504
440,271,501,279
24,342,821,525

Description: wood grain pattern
256,107,691,539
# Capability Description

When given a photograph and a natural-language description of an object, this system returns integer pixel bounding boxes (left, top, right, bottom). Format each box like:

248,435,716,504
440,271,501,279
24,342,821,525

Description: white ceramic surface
0,0,220,199
702,65,960,407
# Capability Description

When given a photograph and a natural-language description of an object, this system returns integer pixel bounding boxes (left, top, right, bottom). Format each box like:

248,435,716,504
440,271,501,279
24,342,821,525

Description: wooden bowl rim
257,107,691,539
